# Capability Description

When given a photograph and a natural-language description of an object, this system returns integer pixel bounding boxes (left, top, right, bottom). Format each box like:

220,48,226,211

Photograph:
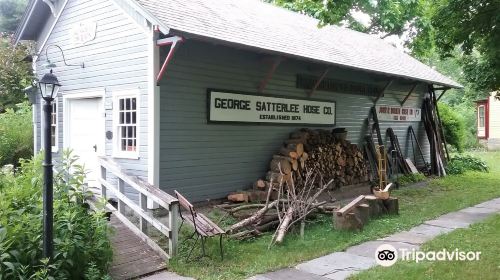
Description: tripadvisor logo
375,244,481,267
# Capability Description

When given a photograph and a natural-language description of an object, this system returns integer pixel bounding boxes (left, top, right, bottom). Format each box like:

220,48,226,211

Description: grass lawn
169,152,500,280
351,214,500,280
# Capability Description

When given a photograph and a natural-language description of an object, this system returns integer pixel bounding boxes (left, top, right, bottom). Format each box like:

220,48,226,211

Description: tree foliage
432,0,500,91
0,36,32,112
271,0,500,92
269,0,430,47
0,0,27,33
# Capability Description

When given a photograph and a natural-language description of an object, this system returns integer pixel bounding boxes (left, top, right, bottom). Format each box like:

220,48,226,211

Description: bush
438,103,466,152
445,155,489,175
397,173,426,187
0,150,113,279
0,101,33,166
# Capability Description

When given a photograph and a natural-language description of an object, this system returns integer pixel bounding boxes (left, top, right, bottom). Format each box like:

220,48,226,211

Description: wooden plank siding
33,0,151,201
158,40,431,201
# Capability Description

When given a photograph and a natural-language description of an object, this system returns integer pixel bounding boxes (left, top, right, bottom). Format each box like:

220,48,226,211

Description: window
40,99,58,152
113,91,139,158
51,102,57,149
478,105,485,128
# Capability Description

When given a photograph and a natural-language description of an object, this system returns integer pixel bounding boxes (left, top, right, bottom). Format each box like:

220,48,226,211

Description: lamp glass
38,71,61,101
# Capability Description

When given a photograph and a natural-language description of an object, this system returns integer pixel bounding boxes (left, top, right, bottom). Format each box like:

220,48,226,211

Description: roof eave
171,30,463,89
14,0,37,45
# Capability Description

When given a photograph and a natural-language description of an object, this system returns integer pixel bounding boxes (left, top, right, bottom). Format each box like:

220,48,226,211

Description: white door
67,97,104,187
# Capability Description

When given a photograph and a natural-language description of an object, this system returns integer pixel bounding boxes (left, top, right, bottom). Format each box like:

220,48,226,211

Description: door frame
63,89,106,157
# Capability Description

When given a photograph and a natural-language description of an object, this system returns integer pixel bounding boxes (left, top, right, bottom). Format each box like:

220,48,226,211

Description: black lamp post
38,69,61,259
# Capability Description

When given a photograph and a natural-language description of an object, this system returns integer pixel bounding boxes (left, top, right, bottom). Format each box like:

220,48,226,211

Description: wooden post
169,202,179,257
100,166,107,199
118,178,125,215
139,193,148,234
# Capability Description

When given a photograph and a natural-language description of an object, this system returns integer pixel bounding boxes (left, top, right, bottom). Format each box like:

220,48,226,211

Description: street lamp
38,69,61,259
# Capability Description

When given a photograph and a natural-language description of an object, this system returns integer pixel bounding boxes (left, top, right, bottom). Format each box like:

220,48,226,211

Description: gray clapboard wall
159,40,430,201
34,0,151,201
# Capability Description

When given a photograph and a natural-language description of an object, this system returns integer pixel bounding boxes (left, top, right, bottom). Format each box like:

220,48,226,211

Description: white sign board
208,90,336,125
71,20,97,47
376,105,421,122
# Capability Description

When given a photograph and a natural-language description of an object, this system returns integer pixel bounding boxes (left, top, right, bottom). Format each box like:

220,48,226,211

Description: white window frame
478,105,485,128
40,97,59,153
112,89,140,159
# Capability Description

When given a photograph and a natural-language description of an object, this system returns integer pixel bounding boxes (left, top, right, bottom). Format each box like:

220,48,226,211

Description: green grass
169,152,500,280
351,214,500,280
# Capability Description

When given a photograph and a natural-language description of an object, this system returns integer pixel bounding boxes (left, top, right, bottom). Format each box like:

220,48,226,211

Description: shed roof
135,0,461,88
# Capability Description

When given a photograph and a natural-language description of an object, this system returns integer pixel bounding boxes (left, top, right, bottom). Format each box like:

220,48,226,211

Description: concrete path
248,197,500,280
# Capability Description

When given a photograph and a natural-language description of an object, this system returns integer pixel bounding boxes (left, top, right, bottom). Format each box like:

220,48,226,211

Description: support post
401,83,418,106
139,193,148,234
100,166,107,199
374,80,393,104
169,202,179,257
436,89,448,102
258,57,282,93
118,178,125,215
156,36,184,85
42,101,54,259
308,68,329,97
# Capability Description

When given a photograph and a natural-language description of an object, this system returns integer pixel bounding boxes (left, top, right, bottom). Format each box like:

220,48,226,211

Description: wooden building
15,0,460,202
476,92,500,150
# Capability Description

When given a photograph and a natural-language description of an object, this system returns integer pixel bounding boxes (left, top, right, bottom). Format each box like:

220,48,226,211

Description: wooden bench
174,190,225,260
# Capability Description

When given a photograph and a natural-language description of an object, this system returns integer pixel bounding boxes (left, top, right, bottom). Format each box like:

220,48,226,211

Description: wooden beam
374,80,393,104
335,195,366,217
436,89,448,102
308,68,329,97
258,57,282,93
401,83,418,106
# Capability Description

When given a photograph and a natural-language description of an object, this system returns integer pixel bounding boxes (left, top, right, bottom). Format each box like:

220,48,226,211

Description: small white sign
71,20,97,47
376,105,421,122
208,90,336,125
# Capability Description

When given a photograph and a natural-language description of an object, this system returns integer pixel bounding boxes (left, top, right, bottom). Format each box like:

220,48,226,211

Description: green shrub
0,101,33,166
397,173,426,187
438,103,466,152
445,154,489,175
0,150,112,279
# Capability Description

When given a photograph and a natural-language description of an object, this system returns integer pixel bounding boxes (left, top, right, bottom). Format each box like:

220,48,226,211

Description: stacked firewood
265,128,369,190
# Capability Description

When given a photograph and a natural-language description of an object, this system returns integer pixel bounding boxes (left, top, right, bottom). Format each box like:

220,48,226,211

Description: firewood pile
222,169,335,244
266,128,369,190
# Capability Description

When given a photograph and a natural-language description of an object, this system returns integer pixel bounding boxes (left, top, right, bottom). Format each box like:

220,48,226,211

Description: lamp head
38,70,61,101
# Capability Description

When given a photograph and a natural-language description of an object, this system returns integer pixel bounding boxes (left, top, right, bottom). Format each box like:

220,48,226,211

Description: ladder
375,145,387,189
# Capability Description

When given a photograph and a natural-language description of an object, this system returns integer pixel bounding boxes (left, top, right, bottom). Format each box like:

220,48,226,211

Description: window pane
120,99,124,110
120,112,124,124
132,98,136,110
128,126,134,137
126,98,131,110
132,111,136,124
126,112,131,124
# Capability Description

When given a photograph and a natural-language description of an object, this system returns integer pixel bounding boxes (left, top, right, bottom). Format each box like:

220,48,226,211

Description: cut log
365,195,384,218
383,197,399,215
279,146,299,159
354,203,370,225
270,156,292,175
334,212,363,231
227,200,279,233
228,192,249,203
275,205,295,243
253,179,266,189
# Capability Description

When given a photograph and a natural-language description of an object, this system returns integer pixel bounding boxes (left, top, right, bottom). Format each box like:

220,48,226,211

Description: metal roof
135,0,461,88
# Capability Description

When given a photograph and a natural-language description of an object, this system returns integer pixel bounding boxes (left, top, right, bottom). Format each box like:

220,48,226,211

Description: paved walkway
247,197,500,280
